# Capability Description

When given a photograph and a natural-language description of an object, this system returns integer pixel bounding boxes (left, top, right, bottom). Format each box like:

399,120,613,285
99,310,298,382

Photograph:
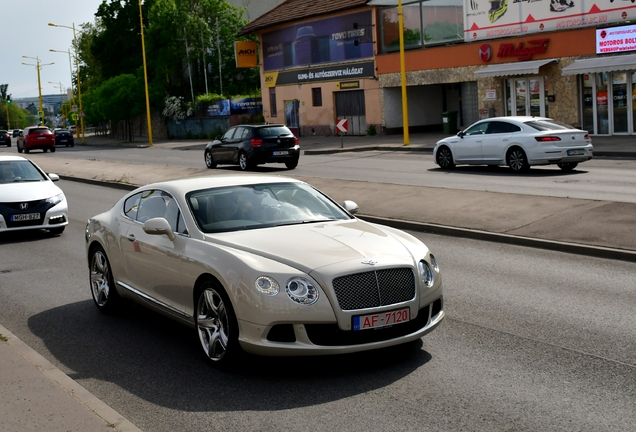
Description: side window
502,122,521,133
464,122,489,136
487,121,520,134
222,128,236,141
123,192,142,220
136,190,167,223
240,128,252,139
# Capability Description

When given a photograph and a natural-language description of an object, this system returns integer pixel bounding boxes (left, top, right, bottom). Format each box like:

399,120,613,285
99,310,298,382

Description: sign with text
230,97,263,115
234,41,257,68
267,61,374,86
597,24,636,54
465,0,636,42
262,10,373,71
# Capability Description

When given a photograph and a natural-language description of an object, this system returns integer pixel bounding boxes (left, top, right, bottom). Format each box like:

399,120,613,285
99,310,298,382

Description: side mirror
457,131,465,138
342,200,359,215
48,173,60,182
143,217,176,241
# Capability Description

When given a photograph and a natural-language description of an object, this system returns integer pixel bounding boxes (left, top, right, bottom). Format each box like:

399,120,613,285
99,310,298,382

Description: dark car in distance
17,127,56,154
54,129,75,147
204,124,300,171
0,130,11,147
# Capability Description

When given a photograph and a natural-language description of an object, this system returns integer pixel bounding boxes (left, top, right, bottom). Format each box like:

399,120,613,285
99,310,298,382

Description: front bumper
237,297,444,356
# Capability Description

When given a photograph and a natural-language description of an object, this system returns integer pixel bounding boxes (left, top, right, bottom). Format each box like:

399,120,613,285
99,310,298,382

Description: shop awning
473,58,559,78
561,54,636,75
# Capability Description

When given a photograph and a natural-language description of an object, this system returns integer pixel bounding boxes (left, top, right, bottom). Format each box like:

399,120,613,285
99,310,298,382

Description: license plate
11,213,40,221
272,151,288,156
568,149,585,156
60,139,67,142
353,307,410,331
37,137,46,140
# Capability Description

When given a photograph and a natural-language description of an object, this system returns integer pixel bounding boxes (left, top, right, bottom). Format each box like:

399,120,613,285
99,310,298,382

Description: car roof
0,155,28,162
483,116,552,122
138,174,303,195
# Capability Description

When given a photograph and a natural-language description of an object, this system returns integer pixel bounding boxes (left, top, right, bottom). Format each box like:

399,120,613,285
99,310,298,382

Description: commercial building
241,0,636,137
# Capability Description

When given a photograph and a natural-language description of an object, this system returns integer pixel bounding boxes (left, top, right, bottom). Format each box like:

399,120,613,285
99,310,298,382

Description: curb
359,215,636,264
0,323,141,432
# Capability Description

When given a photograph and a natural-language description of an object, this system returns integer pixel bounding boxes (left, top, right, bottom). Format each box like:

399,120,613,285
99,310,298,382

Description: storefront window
613,72,628,133
632,71,636,133
581,74,594,132
380,0,463,52
596,73,609,134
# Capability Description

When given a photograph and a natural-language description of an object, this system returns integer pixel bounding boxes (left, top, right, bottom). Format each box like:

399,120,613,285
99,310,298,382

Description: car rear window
28,128,51,134
257,126,293,137
524,120,575,131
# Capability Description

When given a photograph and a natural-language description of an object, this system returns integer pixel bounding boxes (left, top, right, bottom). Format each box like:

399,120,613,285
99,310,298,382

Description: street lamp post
398,0,410,146
49,22,85,143
139,0,153,146
49,81,67,126
22,56,55,125
49,49,75,99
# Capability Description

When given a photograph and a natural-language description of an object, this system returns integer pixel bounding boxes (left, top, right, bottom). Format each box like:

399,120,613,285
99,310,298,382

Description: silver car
85,175,444,366
434,116,593,172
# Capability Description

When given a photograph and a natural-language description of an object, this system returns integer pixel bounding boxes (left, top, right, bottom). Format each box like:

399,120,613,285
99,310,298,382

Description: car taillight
584,134,590,140
251,138,263,147
535,136,561,142
294,137,299,145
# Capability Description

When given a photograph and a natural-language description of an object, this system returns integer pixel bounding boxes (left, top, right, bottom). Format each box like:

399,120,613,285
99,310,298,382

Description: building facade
242,0,636,137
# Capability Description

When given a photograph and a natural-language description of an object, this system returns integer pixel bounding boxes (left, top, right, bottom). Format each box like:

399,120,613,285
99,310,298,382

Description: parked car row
7,126,75,154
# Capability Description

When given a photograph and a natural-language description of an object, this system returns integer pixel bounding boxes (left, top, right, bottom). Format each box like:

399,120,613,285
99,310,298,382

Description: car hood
0,181,62,202
206,219,418,273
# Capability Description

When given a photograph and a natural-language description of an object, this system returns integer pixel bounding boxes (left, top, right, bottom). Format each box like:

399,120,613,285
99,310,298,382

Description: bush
185,131,193,139
367,124,377,136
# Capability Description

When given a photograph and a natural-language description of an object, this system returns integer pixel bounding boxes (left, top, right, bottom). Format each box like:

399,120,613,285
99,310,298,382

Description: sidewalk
2,131,636,432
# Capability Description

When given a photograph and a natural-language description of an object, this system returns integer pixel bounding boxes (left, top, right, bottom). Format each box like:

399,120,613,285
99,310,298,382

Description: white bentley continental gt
434,116,593,172
0,155,68,234
85,175,444,366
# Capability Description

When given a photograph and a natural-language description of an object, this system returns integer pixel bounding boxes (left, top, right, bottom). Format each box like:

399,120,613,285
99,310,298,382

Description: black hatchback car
0,130,11,147
53,129,75,147
204,124,300,170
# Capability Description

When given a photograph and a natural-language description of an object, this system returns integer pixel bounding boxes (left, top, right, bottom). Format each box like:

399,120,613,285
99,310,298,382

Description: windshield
187,182,352,233
0,160,47,183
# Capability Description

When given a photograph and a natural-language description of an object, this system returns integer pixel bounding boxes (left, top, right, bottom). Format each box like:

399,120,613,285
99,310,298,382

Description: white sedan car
434,116,593,172
0,155,68,234
85,175,444,366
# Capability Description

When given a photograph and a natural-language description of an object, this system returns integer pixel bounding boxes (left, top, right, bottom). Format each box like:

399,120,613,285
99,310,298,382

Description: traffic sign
336,118,348,133
72,105,78,112
71,113,79,121
80,111,85,117
37,110,44,118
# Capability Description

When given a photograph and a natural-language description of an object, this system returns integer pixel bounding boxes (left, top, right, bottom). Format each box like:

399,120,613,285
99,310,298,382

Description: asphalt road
5,142,636,203
1,180,635,431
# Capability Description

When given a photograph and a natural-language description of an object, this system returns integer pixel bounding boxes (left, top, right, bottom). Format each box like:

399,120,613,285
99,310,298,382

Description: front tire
89,246,121,312
507,147,529,172
205,150,216,169
196,281,241,366
557,162,578,171
436,146,455,169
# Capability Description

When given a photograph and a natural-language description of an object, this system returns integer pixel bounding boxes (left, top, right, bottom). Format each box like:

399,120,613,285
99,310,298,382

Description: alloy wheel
507,148,528,172
90,249,114,309
239,152,249,170
436,146,455,169
197,287,231,362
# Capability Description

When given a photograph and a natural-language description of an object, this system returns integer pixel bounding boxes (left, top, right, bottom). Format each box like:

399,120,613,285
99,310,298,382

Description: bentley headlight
418,260,434,288
46,193,64,206
255,276,279,296
430,253,439,273
285,277,319,305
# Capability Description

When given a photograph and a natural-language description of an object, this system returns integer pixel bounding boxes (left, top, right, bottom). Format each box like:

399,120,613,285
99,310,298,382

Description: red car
17,126,56,154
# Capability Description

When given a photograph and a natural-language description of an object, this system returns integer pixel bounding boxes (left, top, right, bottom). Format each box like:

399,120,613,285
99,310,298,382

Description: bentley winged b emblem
361,259,378,266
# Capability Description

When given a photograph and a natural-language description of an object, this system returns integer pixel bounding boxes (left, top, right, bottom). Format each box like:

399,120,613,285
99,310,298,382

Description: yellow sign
71,113,79,121
264,71,279,88
336,81,360,90
234,41,257,68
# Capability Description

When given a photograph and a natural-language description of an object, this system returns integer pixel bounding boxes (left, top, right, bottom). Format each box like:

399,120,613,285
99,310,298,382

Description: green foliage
195,93,226,104
366,124,377,136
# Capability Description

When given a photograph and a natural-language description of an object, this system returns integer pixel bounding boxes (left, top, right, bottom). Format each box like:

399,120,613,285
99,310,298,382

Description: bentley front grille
332,268,416,311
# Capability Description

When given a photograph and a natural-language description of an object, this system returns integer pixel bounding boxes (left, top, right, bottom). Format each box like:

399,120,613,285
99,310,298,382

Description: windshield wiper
274,218,336,227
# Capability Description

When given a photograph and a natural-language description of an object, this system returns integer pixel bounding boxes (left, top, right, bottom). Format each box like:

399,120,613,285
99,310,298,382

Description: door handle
126,234,136,242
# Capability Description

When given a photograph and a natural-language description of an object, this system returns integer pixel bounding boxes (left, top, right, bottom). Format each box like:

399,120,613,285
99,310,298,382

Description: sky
2,0,104,100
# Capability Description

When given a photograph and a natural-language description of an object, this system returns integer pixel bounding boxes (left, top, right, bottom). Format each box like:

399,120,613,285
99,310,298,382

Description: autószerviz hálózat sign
267,61,374,86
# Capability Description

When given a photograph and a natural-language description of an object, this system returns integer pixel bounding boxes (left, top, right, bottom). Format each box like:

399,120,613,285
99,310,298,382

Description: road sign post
336,118,349,148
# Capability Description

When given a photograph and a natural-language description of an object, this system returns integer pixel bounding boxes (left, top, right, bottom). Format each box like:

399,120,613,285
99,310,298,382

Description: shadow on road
29,299,433,412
